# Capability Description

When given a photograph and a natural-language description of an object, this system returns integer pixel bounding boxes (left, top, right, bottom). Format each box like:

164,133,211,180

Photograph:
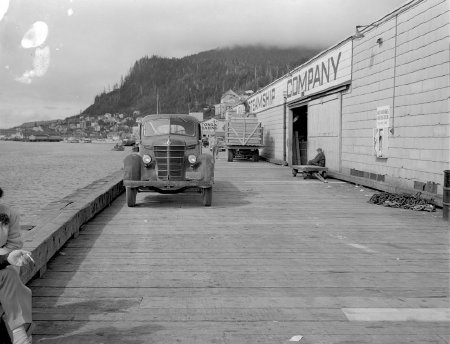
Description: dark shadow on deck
137,180,252,208
35,322,165,344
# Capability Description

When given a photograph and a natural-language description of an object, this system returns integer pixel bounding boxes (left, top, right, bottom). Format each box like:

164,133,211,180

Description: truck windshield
143,119,196,137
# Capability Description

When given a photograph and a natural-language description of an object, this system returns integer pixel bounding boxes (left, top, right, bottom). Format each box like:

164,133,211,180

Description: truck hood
142,136,194,147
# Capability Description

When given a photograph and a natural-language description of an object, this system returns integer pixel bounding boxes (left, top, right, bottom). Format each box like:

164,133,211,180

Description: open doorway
292,105,308,165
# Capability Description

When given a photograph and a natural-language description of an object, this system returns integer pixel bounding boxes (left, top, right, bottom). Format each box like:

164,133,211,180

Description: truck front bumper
123,179,213,191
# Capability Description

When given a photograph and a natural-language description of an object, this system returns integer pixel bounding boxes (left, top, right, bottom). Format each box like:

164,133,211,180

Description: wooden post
444,170,449,221
294,131,300,165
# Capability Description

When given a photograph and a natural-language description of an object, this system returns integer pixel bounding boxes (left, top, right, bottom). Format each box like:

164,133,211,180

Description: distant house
214,89,251,119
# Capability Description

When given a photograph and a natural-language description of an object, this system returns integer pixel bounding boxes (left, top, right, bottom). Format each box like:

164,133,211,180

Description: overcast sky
0,0,406,129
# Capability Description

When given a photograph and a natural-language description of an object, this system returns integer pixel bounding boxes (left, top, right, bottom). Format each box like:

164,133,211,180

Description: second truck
224,113,264,162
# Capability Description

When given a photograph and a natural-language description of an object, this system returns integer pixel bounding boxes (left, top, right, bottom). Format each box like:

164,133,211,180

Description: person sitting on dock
0,187,33,344
0,249,34,344
0,200,24,257
307,148,326,167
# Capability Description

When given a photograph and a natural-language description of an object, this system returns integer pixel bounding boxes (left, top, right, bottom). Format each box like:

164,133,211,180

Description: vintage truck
225,113,264,162
123,114,215,207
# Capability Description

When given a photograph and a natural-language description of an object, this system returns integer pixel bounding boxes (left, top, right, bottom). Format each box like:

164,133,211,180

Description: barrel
444,170,450,221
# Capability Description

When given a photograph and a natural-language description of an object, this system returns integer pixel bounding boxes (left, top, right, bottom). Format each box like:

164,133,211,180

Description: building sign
246,39,353,114
286,40,352,102
201,119,225,133
376,105,390,128
247,87,276,113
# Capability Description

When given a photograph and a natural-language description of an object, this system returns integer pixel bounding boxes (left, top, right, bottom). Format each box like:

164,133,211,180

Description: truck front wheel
227,149,234,162
126,187,137,207
201,187,212,206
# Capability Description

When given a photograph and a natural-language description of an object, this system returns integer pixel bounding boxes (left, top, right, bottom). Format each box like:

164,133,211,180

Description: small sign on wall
374,105,390,158
376,105,390,128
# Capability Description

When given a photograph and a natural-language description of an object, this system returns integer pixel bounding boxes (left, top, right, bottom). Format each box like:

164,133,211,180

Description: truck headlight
188,155,197,164
142,155,152,164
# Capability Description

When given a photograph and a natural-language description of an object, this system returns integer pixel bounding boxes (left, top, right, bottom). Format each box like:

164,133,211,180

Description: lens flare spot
33,46,50,76
0,0,9,22
67,8,74,16
21,21,49,48
15,71,34,84
15,46,50,84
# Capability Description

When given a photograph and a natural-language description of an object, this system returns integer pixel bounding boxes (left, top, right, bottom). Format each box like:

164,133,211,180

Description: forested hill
83,45,320,118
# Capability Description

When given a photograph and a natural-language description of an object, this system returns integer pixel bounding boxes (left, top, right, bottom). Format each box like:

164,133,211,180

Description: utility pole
156,89,159,114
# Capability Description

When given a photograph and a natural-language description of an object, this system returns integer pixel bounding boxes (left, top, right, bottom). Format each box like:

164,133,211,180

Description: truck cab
123,114,214,206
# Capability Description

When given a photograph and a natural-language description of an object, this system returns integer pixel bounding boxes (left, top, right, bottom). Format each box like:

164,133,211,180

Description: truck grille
154,145,185,180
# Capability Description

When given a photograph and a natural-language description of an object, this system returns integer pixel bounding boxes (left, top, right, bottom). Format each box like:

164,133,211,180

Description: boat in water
122,137,136,146
112,142,125,151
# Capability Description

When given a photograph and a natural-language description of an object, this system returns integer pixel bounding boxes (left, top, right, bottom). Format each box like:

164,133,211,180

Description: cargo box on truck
225,113,263,162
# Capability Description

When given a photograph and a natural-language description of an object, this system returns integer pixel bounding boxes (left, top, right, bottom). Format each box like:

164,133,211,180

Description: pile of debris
369,192,436,212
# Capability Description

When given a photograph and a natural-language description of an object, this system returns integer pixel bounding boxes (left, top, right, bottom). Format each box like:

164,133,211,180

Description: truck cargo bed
225,116,263,147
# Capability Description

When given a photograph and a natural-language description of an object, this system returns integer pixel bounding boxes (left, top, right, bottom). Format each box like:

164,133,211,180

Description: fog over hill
82,45,320,118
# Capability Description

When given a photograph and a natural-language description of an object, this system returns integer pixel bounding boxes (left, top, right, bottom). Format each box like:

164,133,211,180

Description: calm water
0,141,130,225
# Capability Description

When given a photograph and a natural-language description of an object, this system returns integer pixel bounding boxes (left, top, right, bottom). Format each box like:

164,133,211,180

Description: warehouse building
244,0,449,204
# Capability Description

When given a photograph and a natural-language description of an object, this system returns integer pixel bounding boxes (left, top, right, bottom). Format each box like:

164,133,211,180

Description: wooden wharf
29,157,449,344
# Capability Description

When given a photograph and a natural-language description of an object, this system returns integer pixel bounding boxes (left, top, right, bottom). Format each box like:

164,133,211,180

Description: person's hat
317,148,323,152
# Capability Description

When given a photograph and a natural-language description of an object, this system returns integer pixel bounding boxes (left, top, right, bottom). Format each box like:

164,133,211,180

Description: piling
444,170,450,221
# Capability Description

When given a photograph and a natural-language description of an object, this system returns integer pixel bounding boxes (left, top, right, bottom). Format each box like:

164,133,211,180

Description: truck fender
123,153,142,181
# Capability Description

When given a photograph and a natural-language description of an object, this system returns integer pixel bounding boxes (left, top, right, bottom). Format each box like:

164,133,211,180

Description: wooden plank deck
29,157,450,344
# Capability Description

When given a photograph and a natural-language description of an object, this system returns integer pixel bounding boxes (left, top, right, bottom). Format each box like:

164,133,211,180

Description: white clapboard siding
341,0,449,193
